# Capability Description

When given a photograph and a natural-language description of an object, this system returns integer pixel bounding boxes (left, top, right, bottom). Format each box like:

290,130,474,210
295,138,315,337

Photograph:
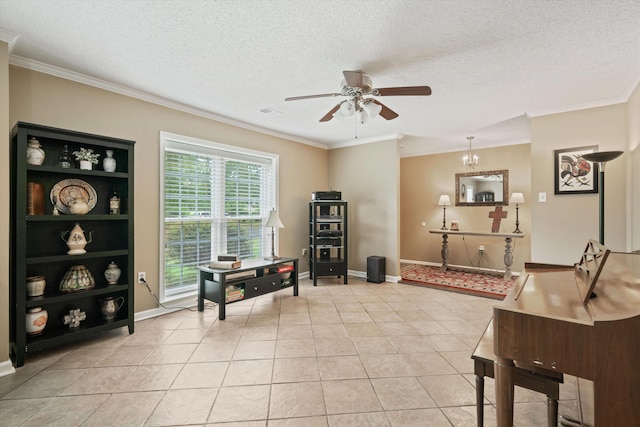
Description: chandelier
462,136,478,169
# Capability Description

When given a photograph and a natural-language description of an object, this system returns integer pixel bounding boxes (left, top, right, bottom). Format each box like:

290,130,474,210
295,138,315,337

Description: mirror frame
455,169,509,206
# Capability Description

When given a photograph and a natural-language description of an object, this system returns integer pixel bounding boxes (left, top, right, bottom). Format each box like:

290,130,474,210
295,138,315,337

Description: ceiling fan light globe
363,101,382,118
339,100,355,116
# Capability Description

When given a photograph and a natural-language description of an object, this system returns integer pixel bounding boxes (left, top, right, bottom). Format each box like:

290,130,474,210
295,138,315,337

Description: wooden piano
493,240,640,426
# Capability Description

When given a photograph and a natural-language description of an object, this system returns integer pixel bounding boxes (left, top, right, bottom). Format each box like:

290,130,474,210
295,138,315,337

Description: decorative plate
50,179,97,215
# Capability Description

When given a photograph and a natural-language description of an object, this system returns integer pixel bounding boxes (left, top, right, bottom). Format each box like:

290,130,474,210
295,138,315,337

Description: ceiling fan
285,70,432,122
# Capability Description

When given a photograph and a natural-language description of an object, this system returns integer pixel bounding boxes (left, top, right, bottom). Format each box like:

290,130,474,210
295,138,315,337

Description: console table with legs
429,230,525,279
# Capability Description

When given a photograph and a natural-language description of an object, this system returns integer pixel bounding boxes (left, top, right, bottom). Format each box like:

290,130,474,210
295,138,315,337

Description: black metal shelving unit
308,200,348,286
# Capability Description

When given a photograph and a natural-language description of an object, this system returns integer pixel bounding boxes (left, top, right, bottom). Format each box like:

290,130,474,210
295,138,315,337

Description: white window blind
160,132,277,300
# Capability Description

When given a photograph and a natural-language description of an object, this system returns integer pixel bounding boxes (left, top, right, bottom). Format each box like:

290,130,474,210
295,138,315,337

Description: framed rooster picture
554,146,598,194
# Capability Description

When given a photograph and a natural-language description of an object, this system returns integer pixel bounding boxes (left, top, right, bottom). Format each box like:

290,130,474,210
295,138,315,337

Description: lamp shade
438,195,451,206
338,100,355,117
582,151,623,172
509,193,525,204
362,100,382,119
264,209,284,228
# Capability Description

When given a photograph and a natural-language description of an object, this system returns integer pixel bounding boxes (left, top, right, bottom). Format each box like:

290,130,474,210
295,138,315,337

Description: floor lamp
264,208,284,260
581,151,623,245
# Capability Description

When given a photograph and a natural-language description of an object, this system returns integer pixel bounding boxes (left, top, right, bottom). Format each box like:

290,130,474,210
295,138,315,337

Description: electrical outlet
137,272,146,283
479,245,485,252
302,248,307,256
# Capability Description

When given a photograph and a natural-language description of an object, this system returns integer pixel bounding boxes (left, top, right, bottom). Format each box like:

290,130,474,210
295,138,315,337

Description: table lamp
264,208,284,260
438,195,451,230
509,192,525,234
581,151,623,245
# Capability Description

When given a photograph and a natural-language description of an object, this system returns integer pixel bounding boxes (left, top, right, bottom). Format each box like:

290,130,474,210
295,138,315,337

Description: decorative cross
488,206,508,233
64,309,87,329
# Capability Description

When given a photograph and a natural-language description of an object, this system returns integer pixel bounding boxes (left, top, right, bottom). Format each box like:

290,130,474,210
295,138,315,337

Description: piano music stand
575,239,610,303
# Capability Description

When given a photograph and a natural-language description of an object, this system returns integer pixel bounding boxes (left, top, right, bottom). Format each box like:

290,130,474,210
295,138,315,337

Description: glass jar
58,145,72,168
109,187,120,215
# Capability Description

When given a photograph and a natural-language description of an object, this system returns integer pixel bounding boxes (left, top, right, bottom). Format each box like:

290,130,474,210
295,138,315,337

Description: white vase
103,150,116,172
104,261,121,285
26,137,45,165
26,307,48,335
79,160,92,170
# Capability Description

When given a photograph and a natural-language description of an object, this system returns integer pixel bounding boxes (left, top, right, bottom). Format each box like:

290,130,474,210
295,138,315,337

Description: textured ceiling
1,0,639,156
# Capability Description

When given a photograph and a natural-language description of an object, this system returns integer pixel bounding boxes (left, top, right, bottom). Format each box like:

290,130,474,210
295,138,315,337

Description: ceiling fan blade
285,93,341,101
319,104,341,122
371,99,399,120
343,70,364,88
375,86,432,96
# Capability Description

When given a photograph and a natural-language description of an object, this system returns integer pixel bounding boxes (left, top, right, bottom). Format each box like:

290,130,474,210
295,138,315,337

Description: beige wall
400,143,532,272
531,104,628,264
328,139,401,277
1,42,10,372
627,82,640,251
5,66,327,340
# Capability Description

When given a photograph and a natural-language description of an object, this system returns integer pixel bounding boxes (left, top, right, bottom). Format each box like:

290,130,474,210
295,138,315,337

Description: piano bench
472,320,564,427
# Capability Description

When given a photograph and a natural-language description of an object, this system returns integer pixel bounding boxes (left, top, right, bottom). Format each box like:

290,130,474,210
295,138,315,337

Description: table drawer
244,275,281,298
315,262,345,277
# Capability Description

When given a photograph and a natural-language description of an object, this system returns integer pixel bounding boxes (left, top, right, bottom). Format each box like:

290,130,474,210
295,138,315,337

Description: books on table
209,260,241,269
217,254,240,262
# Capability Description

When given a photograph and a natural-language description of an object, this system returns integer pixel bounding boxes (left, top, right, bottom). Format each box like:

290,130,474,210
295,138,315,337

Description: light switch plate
538,192,547,203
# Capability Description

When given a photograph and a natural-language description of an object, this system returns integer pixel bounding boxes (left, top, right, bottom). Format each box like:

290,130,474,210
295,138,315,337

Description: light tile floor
0,276,581,426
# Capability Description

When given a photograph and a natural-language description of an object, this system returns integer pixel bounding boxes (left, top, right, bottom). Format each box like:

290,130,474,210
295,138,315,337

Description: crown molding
0,28,18,46
330,133,402,150
527,95,630,118
8,54,329,150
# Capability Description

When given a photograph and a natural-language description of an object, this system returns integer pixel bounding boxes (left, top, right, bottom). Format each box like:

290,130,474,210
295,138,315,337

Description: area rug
400,264,516,300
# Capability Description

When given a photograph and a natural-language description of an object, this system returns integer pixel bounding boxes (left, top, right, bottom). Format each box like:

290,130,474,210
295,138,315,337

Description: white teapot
61,223,93,255
68,198,90,215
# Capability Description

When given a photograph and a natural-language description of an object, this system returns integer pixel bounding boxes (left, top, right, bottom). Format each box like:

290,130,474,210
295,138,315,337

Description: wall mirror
455,169,509,206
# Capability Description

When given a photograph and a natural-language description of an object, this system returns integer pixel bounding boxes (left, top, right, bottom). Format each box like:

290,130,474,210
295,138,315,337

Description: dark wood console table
429,230,525,279
198,258,298,320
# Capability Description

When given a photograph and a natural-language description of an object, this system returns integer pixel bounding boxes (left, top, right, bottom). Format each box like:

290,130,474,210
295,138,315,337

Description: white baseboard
0,359,16,378
348,269,400,283
400,259,441,267
400,259,520,276
134,296,199,322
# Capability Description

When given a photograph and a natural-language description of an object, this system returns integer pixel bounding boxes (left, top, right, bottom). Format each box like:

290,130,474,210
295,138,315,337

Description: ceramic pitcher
100,296,124,321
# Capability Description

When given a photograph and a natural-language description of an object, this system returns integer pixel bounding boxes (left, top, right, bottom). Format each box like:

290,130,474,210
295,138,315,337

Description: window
160,132,278,301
